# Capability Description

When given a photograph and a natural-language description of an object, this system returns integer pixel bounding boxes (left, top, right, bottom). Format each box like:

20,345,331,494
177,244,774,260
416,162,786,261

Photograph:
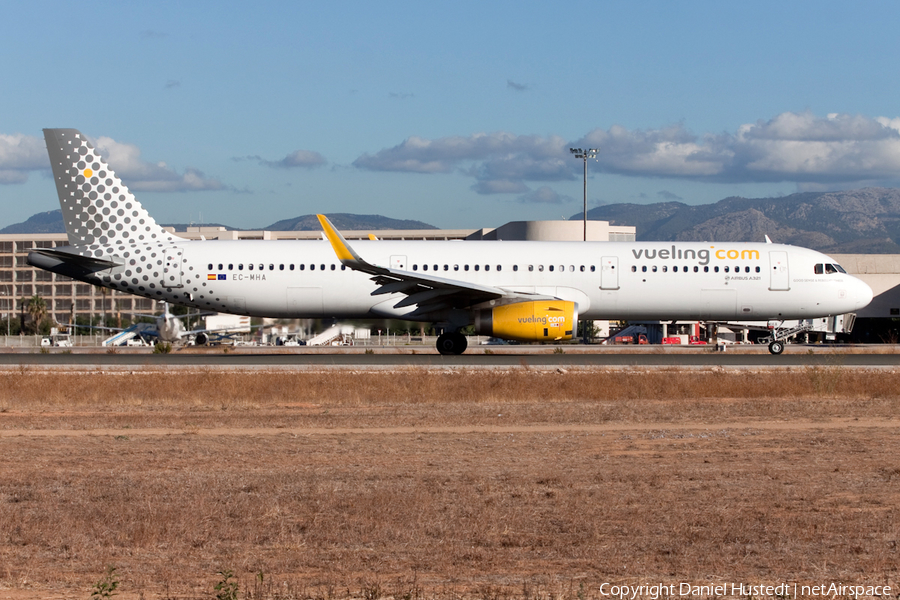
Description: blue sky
3,1,900,229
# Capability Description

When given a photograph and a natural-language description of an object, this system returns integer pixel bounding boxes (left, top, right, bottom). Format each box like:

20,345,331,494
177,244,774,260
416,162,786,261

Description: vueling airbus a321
28,129,873,355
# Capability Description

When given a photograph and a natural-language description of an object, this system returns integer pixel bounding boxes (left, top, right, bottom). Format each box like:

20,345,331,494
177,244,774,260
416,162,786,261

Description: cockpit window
815,263,847,274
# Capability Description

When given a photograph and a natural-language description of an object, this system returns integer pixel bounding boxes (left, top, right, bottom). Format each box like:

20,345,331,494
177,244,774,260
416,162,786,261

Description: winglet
764,235,773,244
317,214,363,263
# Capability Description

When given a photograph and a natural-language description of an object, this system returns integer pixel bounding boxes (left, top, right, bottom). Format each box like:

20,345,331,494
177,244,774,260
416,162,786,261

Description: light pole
569,148,598,241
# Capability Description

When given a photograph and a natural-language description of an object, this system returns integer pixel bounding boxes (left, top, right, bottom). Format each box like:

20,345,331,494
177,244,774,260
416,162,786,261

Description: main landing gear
768,340,785,355
436,332,468,355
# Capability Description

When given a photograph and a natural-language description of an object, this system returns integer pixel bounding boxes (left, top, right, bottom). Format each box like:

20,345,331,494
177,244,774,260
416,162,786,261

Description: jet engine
194,332,209,346
475,300,577,342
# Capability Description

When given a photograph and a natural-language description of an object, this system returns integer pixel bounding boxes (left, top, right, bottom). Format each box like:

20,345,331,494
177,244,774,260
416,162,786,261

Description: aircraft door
164,247,184,288
600,256,619,290
769,251,790,291
391,255,407,270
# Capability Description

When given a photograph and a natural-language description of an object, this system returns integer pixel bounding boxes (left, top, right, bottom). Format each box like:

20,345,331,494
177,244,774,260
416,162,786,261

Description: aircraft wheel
768,340,784,355
436,332,467,355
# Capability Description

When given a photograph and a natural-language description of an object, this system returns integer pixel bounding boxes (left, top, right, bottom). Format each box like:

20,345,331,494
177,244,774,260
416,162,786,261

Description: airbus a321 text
29,129,873,355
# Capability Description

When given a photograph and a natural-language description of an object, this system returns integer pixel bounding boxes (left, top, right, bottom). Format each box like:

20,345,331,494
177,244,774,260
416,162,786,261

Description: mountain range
574,188,900,254
0,211,435,235
7,188,900,253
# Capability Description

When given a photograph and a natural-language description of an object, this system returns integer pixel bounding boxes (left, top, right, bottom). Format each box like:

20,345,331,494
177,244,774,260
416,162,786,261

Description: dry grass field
0,368,899,599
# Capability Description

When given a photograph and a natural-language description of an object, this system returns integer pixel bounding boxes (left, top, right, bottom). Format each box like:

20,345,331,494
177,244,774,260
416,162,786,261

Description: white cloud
472,179,530,195
354,112,900,193
93,136,227,192
355,132,572,193
517,186,573,204
0,134,49,184
262,149,327,169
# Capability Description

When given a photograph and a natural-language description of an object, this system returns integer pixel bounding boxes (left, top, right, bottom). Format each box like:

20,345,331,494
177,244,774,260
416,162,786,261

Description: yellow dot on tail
84,168,93,178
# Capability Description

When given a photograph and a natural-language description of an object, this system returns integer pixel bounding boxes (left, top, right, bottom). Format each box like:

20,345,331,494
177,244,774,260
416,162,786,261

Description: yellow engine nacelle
475,300,578,342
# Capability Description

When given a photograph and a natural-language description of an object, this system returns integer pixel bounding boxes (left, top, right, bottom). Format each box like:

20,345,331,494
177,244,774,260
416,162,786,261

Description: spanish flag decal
207,274,216,280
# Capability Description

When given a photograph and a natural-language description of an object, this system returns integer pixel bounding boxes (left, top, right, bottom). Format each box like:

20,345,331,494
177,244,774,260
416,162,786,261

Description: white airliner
29,129,873,355
71,303,245,346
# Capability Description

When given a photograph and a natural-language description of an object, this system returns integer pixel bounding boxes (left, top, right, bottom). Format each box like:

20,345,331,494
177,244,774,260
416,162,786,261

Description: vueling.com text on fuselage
631,246,761,266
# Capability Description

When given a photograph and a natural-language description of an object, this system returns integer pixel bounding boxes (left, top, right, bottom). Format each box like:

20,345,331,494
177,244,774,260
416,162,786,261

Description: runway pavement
1,346,898,370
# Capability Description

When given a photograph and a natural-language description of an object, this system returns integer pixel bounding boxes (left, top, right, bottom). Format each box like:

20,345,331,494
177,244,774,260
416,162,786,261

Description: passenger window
513,265,518,272
413,265,418,271
755,266,760,273
279,264,284,270
238,264,243,271
464,265,469,271
290,264,294,270
260,264,264,271
662,266,667,272
228,264,233,270
485,265,490,272
422,265,428,271
694,266,698,273
528,265,534,272
217,263,223,270
559,265,564,272
474,265,480,271
320,264,324,270
444,265,449,271
300,264,305,270
454,265,459,271
538,265,544,272
652,266,658,273
269,264,274,270
673,266,678,273
497,265,502,272
590,266,595,272
632,266,637,272
249,264,254,271
703,266,708,273
641,266,647,272
549,265,554,272
724,266,729,273
434,265,438,271
208,263,213,270
310,264,314,270
580,265,585,272
714,266,719,273
331,264,336,271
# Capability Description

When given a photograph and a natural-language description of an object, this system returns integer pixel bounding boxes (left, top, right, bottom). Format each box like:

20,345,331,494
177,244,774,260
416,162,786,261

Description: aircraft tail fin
42,129,180,248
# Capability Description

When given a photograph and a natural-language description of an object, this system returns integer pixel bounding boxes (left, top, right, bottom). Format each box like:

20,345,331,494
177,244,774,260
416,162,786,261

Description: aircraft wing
318,215,553,317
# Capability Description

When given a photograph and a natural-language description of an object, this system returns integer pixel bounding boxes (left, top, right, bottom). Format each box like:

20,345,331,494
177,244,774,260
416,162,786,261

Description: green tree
25,295,48,334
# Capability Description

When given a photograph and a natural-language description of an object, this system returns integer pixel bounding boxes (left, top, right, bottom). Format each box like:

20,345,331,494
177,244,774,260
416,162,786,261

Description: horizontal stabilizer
27,248,121,271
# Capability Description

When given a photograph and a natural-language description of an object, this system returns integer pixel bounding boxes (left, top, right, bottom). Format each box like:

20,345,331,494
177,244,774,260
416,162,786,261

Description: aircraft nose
853,277,873,310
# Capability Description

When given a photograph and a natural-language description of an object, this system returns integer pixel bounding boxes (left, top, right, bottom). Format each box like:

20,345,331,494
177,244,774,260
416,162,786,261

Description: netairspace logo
597,582,891,599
